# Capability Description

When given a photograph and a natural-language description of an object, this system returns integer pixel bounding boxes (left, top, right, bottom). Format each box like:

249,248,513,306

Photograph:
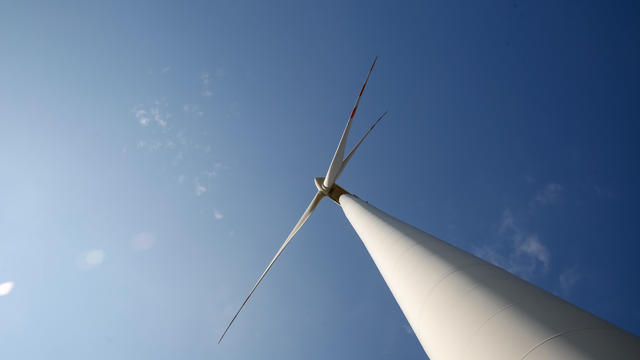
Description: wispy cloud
204,163,224,178
558,266,581,297
195,178,207,196
172,151,184,166
136,139,166,151
0,281,14,296
518,235,550,270
201,72,210,85
201,72,213,97
134,108,150,126
499,207,517,234
150,107,168,128
183,104,203,117
477,181,570,278
133,99,170,129
475,208,551,279
534,183,563,205
146,66,172,75
131,71,228,201
593,185,614,199
214,209,224,220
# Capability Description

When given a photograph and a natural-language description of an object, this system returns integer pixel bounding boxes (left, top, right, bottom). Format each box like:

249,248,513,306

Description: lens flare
0,281,14,296
132,232,156,251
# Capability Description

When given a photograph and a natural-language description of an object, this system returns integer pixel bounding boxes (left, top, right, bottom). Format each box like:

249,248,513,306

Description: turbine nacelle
314,177,350,204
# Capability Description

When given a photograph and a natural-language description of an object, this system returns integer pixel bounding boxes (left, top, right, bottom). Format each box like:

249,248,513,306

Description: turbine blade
323,57,377,189
334,112,387,181
218,191,325,344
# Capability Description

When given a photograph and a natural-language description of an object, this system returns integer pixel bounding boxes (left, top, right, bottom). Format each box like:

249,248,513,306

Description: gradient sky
1,1,639,359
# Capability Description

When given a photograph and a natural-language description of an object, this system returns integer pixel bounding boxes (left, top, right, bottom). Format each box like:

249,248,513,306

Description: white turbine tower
219,58,640,359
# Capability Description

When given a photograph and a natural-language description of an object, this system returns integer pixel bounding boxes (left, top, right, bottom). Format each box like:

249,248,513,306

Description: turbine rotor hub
314,177,331,195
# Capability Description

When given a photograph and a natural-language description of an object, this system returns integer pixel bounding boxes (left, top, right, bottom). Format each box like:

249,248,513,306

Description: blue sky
1,1,639,358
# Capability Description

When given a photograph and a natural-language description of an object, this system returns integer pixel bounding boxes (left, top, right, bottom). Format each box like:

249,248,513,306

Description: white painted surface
340,194,640,360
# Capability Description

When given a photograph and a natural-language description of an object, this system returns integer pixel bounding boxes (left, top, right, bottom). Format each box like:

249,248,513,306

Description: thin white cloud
475,208,551,279
558,266,581,297
534,183,563,205
131,76,228,197
518,235,550,270
183,104,203,117
136,139,163,151
594,185,614,199
214,209,224,220
172,151,184,165
161,66,171,73
0,281,14,296
204,163,224,177
176,131,187,146
134,108,150,126
201,72,213,97
195,178,207,196
499,208,517,234
150,107,167,128
133,100,170,129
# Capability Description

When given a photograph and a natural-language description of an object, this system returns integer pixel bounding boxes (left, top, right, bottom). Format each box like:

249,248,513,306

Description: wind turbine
219,58,640,359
